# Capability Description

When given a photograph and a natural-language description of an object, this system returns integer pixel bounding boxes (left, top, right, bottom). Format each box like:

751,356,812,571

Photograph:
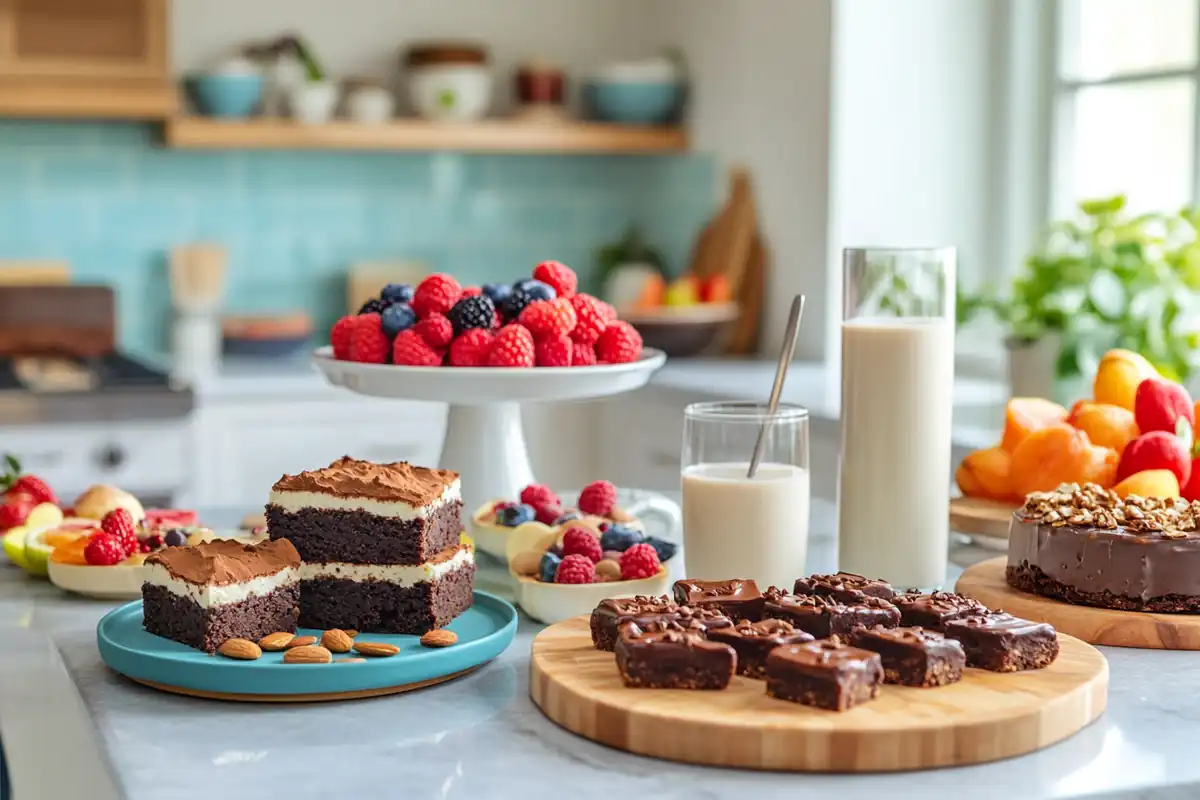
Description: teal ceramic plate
97,591,517,698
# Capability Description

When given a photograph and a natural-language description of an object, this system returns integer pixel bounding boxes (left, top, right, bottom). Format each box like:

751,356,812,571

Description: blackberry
643,536,678,563
381,283,414,304
501,278,556,320
447,294,495,335
359,298,387,314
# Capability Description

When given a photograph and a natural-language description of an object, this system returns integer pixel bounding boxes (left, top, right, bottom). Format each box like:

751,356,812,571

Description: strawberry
1,454,56,506
1134,377,1194,435
1184,458,1200,502
0,494,33,530
1117,431,1193,487
101,508,138,556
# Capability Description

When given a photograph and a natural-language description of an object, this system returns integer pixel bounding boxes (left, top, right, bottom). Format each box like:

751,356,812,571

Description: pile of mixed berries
500,480,678,585
330,261,645,368
78,509,193,566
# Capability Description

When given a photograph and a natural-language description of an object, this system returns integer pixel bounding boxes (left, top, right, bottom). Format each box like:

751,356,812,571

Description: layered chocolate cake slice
141,539,301,653
266,457,474,634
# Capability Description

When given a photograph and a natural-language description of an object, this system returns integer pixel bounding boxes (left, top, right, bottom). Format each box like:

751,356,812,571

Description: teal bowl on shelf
184,73,264,118
586,80,684,125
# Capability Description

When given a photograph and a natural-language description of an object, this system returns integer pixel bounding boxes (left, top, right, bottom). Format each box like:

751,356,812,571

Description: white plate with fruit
487,481,682,624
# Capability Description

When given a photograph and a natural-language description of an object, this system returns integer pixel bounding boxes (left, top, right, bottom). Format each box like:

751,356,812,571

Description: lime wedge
2,527,28,569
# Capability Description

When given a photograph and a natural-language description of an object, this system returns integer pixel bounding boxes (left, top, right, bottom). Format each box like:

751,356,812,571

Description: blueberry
498,504,535,527
381,283,414,304
381,303,417,339
502,279,556,320
538,551,562,582
482,283,512,304
163,529,189,547
599,524,644,553
643,536,678,563
447,294,495,335
553,510,582,525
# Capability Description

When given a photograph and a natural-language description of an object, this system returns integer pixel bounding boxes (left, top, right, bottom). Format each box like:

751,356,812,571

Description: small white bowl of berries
497,481,680,624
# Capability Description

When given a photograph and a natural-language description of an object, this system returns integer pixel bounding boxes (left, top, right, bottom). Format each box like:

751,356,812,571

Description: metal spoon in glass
747,294,806,479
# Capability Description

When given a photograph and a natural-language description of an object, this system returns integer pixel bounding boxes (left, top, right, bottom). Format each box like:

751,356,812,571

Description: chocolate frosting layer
146,538,300,586
272,456,459,507
1008,517,1200,601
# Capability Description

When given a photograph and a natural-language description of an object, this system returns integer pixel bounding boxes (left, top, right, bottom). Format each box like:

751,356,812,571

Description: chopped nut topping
1019,483,1200,535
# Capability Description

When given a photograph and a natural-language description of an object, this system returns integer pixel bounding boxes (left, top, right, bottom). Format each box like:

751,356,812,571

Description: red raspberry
532,260,578,298
520,484,560,507
569,294,608,345
392,329,442,366
347,314,390,363
413,313,454,348
598,300,618,322
534,503,562,525
84,533,126,566
595,321,643,364
447,328,493,367
101,508,138,556
554,553,595,584
535,335,573,367
619,542,661,580
487,324,535,367
412,273,462,318
460,285,483,299
492,309,504,329
330,315,356,360
572,341,598,367
577,480,617,516
519,298,577,340
561,526,603,563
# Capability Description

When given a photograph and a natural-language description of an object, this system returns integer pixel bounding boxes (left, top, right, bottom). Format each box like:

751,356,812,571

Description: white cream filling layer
268,479,461,521
299,548,474,586
143,564,299,609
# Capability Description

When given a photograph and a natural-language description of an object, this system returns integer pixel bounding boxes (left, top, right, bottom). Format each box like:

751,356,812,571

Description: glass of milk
681,402,810,588
839,247,956,589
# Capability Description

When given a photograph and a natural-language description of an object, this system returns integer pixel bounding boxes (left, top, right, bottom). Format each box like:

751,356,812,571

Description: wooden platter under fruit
949,497,1016,540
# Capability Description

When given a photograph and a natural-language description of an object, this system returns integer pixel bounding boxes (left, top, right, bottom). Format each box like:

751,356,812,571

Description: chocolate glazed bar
849,625,966,687
614,621,736,690
764,594,900,638
892,591,986,630
793,572,896,603
707,618,813,679
672,578,766,621
765,639,883,711
943,613,1060,672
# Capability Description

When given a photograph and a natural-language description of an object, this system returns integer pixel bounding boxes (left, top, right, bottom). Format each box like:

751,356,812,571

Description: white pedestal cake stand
311,346,667,513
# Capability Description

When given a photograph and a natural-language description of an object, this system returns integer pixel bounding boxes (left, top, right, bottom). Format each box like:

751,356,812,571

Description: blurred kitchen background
0,0,1192,516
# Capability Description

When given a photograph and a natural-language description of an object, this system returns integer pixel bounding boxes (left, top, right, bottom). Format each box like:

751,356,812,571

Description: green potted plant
960,195,1200,403
594,225,667,307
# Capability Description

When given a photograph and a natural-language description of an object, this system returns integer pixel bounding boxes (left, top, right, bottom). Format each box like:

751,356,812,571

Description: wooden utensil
347,262,428,314
690,168,757,293
169,245,227,312
726,234,765,354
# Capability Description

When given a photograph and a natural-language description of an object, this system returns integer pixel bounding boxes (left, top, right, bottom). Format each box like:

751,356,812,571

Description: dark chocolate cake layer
141,585,300,653
297,560,475,634
265,501,463,565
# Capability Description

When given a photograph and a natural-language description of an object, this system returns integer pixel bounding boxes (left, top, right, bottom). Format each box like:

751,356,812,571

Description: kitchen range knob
97,445,126,470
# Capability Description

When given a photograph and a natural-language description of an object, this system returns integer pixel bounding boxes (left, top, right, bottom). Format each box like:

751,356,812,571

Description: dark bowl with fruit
621,302,739,358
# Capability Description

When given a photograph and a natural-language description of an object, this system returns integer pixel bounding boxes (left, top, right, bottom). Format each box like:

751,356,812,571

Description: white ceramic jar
405,43,491,122
290,81,339,125
346,83,395,124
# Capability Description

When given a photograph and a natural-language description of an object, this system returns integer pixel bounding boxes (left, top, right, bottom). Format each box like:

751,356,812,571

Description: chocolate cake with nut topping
266,457,474,634
141,539,301,653
1007,482,1200,612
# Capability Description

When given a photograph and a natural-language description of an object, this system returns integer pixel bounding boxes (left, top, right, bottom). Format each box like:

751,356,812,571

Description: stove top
0,353,171,393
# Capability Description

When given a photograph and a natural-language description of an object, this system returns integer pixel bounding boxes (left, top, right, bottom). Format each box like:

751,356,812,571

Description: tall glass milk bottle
838,248,956,589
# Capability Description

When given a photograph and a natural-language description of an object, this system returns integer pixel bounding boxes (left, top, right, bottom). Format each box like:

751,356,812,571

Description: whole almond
335,657,366,664
283,645,332,664
258,632,295,651
285,635,318,649
217,638,262,660
343,629,359,638
322,629,354,653
420,629,458,648
354,641,400,657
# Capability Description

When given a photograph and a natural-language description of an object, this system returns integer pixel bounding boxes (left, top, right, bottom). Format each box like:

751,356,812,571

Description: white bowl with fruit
495,481,681,623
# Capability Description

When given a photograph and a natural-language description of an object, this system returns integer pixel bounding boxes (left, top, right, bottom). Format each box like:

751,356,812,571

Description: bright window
1053,0,1200,215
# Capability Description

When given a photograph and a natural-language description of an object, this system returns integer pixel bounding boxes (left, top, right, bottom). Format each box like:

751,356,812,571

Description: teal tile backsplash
0,121,716,353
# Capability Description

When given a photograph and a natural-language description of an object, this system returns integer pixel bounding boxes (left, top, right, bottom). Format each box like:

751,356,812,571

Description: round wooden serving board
957,557,1200,650
128,667,476,703
949,497,1017,539
529,615,1108,772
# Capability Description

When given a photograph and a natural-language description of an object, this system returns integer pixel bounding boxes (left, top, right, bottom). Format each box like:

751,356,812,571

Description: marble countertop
1,502,1197,799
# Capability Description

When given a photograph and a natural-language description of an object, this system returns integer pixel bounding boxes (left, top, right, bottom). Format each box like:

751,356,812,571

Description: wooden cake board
957,557,1200,650
529,615,1108,772
949,497,1017,540
128,666,479,703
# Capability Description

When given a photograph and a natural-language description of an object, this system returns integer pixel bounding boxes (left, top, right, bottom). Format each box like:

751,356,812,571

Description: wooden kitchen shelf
0,78,177,120
163,117,688,154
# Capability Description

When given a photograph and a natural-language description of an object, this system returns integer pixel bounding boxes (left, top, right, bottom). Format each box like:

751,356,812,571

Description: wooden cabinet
0,0,174,118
